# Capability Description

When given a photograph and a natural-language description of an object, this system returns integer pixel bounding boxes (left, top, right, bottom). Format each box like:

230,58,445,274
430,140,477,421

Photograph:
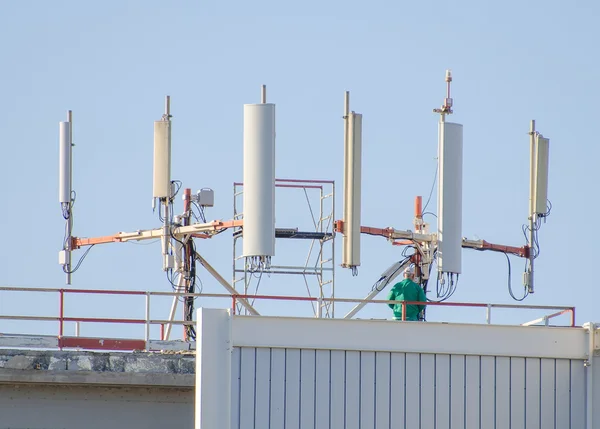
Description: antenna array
57,72,553,329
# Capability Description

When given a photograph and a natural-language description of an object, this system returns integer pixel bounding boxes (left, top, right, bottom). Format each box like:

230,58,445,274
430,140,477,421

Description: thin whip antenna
433,69,454,122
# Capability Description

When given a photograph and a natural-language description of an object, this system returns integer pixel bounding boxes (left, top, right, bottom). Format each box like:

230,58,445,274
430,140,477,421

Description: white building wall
230,348,586,429
195,310,600,429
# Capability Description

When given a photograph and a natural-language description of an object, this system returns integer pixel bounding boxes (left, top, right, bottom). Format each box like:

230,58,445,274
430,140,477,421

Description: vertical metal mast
161,96,172,269
59,110,74,284
66,110,73,285
527,120,536,293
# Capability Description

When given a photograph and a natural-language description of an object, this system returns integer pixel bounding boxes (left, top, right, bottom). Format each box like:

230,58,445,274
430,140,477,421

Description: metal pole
163,202,170,265
585,323,596,429
344,91,349,118
261,85,266,103
342,91,349,273
161,96,172,269
317,296,323,318
183,189,192,340
184,189,191,219
528,120,536,293
331,181,336,318
66,110,73,285
319,185,324,317
232,183,237,308
486,304,491,324
75,321,80,337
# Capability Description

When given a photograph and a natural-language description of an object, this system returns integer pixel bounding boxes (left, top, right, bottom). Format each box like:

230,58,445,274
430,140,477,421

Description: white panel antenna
437,122,463,274
58,112,74,284
153,97,172,200
525,120,551,293
342,91,363,273
533,135,550,215
58,121,71,204
242,86,276,270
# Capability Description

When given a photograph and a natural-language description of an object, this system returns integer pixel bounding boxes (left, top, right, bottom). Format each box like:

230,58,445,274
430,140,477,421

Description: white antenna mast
525,120,550,293
58,110,73,284
341,91,363,275
153,96,173,271
434,70,463,280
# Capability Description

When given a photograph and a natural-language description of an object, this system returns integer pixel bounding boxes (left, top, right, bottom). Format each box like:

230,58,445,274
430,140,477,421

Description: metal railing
231,294,575,327
0,286,575,352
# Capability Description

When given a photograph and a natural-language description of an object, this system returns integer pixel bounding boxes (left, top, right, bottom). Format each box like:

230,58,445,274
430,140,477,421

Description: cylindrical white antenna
153,96,172,199
261,85,267,104
59,121,71,204
242,99,276,268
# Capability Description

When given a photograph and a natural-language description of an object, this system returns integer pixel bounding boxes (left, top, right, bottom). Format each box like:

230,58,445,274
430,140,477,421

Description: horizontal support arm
335,220,528,258
335,220,434,242
173,219,243,235
73,229,163,248
72,219,244,249
462,239,529,258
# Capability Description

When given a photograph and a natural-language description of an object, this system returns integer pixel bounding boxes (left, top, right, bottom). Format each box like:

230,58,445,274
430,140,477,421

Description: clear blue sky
0,0,597,340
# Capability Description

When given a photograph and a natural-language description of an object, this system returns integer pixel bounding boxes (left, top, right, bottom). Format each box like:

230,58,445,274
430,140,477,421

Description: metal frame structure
232,178,336,317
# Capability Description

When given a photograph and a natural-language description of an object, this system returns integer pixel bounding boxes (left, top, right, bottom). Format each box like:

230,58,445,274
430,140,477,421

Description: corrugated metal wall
231,347,586,429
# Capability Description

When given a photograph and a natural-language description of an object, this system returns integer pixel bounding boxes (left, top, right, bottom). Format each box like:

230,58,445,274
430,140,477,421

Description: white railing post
486,304,492,324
